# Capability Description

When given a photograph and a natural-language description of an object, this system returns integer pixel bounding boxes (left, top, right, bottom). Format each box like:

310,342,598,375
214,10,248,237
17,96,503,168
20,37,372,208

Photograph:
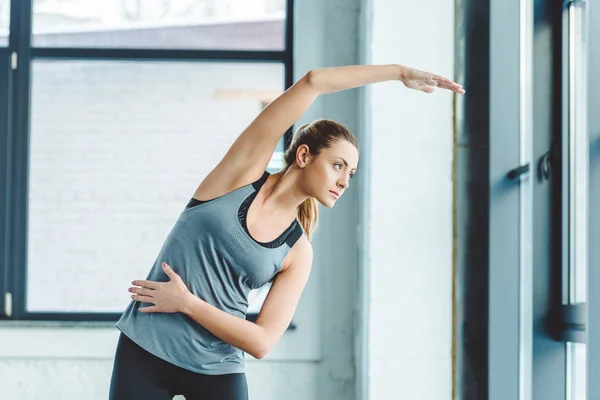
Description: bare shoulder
281,234,313,273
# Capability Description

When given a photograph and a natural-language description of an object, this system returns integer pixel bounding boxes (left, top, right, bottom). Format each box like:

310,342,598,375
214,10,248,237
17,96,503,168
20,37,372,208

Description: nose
337,176,349,190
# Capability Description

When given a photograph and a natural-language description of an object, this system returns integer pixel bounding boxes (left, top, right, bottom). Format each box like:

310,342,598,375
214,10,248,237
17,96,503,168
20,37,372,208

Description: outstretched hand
400,66,465,94
129,262,192,313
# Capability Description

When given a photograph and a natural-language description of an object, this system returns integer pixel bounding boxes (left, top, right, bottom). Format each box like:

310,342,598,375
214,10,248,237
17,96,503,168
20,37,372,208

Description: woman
109,64,464,399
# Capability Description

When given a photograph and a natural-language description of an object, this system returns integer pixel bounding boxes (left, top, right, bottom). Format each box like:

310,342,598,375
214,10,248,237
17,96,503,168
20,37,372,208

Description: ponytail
297,197,319,241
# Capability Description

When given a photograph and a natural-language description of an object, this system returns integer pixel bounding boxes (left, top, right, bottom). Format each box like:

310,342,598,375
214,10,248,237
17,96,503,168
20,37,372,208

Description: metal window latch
538,151,553,181
537,142,558,182
507,163,530,180
507,145,556,182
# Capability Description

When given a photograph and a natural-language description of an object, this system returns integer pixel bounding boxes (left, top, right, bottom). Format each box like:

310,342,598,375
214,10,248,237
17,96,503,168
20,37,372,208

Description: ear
295,144,311,168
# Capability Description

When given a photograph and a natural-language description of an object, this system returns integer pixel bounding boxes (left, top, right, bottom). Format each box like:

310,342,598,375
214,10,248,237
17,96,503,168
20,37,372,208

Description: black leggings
109,333,248,400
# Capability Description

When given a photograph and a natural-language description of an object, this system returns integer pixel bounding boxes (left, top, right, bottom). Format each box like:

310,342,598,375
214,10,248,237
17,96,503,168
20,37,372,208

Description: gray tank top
116,171,304,375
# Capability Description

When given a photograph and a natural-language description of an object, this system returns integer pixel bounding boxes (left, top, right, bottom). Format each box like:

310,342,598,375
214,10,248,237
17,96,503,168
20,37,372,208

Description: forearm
307,64,407,94
181,294,268,359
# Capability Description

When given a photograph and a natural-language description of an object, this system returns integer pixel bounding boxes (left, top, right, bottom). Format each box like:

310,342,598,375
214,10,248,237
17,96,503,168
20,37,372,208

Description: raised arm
193,64,463,200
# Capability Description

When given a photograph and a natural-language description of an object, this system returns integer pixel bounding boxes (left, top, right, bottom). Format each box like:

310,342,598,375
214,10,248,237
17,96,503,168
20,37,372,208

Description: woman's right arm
193,64,463,200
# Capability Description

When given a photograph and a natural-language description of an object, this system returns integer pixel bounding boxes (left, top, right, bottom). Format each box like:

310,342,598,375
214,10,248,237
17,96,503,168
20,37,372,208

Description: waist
116,301,245,374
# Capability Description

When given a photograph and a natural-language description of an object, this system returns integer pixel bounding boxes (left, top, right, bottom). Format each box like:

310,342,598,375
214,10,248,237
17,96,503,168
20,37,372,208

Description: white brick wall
27,61,283,312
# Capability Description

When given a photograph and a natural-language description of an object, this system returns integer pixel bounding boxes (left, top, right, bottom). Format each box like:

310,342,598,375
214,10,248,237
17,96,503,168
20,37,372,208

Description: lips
329,190,340,199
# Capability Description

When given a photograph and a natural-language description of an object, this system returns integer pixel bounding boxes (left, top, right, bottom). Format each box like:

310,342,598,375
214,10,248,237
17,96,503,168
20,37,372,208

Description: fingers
435,81,464,94
162,262,176,278
440,81,465,93
139,306,158,313
414,74,465,94
433,75,465,94
433,74,456,84
132,294,154,303
405,71,465,94
129,286,154,296
442,82,465,93
130,262,177,291
131,279,160,289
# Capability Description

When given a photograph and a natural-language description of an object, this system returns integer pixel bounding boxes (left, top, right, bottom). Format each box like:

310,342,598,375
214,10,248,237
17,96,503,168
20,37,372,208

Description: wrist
181,292,199,315
394,64,409,82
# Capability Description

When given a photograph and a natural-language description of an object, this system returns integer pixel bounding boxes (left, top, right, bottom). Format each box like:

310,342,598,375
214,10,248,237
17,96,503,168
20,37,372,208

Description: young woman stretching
109,63,465,399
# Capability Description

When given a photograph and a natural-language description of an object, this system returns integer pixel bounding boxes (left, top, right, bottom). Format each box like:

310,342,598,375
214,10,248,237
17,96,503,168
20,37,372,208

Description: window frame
488,0,582,399
458,0,596,398
488,0,535,397
545,0,598,399
559,0,588,343
583,0,600,397
0,0,295,322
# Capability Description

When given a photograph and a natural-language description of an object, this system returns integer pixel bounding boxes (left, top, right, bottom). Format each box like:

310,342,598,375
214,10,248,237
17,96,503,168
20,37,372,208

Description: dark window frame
484,0,594,398
559,0,600,398
0,0,295,324
487,0,597,399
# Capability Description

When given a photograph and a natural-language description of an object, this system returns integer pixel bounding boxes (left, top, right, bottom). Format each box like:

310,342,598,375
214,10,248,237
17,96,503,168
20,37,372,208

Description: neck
259,166,310,218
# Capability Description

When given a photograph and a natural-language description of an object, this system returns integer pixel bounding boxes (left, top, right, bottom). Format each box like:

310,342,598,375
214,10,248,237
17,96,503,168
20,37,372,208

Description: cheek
319,164,337,184
305,164,331,194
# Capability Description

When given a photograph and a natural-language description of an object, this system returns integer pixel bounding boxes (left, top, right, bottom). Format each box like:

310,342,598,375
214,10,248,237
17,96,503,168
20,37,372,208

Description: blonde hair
283,119,359,241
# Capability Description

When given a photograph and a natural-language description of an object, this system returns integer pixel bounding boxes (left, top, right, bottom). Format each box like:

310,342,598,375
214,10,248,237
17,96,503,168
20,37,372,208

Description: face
297,139,359,208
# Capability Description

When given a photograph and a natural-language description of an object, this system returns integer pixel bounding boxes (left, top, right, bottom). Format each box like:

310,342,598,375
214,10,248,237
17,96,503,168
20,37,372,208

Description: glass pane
566,3,588,399
32,0,286,50
569,0,588,304
0,0,9,46
568,342,587,400
27,60,284,312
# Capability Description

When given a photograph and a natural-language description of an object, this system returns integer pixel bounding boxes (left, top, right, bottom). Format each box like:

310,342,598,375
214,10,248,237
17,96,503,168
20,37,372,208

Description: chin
313,196,334,209
323,198,337,209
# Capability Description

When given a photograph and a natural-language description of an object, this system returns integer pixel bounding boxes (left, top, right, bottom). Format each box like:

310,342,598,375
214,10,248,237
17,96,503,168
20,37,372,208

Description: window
0,0,8,46
463,0,599,397
32,0,287,50
562,1,588,399
564,0,588,306
28,60,284,313
1,0,294,322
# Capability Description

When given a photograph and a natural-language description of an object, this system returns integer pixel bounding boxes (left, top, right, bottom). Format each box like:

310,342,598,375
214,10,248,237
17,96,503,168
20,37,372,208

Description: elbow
303,69,320,92
252,343,270,360
251,334,272,360
253,349,267,360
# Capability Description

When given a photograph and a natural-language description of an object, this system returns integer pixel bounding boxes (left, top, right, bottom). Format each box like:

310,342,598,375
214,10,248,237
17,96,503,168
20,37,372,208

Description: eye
349,172,355,180
334,163,343,170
